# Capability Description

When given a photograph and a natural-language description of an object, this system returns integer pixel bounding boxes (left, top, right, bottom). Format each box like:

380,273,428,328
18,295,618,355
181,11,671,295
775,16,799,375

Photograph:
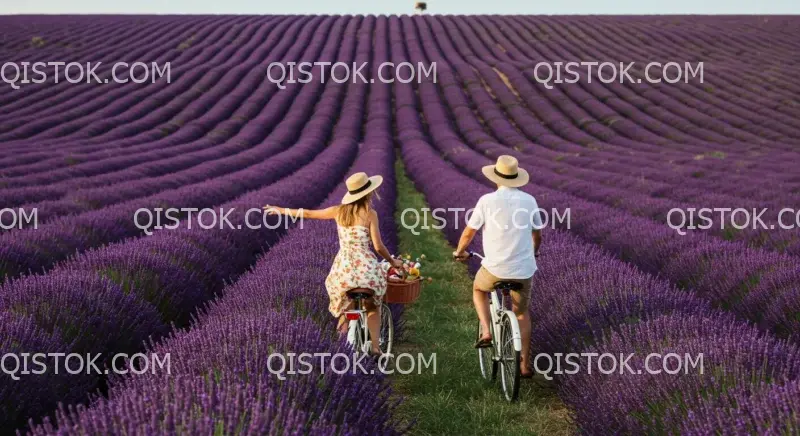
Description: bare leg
365,300,381,355
337,300,355,333
512,292,533,375
473,287,492,340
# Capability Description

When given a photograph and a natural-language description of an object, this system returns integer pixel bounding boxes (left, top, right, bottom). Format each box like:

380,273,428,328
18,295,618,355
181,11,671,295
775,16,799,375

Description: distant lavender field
1,15,799,434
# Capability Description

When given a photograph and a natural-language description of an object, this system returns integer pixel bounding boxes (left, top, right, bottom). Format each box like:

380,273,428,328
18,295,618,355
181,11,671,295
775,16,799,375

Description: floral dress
325,225,387,317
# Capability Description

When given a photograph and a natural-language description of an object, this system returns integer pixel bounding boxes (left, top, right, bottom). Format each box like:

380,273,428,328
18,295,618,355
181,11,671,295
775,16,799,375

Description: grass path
391,160,574,435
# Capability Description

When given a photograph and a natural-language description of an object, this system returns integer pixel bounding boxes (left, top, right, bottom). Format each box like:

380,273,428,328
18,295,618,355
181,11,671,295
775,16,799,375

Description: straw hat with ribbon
341,172,383,204
481,155,529,188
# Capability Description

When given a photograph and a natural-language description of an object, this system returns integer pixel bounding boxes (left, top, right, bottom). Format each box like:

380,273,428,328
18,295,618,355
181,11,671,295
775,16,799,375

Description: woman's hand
263,204,283,215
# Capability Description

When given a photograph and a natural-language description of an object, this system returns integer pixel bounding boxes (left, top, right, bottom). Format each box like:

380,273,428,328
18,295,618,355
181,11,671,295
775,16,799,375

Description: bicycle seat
347,290,373,300
494,281,523,292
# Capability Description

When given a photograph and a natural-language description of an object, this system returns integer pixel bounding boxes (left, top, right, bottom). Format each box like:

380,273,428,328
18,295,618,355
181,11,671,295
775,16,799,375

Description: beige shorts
474,267,532,308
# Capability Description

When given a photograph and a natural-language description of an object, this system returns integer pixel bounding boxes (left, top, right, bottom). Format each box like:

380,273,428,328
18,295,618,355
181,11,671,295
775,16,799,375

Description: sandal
370,350,391,364
474,336,493,348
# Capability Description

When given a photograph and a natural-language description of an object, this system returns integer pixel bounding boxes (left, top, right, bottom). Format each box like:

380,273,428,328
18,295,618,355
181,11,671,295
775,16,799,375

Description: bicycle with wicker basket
381,253,431,304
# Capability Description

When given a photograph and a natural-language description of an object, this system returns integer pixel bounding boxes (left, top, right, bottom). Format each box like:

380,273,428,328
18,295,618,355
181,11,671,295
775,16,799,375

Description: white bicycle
344,290,393,356
460,251,523,402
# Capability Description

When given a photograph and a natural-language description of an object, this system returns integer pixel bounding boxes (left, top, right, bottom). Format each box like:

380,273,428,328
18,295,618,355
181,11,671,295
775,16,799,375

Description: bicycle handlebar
453,251,540,260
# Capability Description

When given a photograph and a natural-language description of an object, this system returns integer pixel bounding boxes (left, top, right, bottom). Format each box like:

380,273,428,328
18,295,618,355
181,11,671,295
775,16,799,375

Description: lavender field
1,14,799,435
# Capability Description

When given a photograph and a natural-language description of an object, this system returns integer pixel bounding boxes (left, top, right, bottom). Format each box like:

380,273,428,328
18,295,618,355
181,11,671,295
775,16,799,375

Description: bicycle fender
503,311,523,352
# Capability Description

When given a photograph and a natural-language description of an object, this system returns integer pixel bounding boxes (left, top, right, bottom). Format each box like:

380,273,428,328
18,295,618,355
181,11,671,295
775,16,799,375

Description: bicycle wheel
379,303,394,355
499,313,521,402
477,323,497,381
350,318,367,354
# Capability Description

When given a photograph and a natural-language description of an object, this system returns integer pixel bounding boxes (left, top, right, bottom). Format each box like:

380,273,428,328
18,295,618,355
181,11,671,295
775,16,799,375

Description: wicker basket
385,277,422,304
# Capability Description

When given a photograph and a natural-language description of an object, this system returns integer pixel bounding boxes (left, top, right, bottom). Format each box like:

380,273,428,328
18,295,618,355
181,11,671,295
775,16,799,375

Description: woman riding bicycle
265,172,403,356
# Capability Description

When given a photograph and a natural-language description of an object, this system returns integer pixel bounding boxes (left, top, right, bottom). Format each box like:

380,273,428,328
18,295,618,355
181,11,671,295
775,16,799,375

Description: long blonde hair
337,192,374,227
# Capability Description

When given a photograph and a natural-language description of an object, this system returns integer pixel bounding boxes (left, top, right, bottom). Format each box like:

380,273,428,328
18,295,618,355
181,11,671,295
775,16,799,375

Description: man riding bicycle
453,155,542,378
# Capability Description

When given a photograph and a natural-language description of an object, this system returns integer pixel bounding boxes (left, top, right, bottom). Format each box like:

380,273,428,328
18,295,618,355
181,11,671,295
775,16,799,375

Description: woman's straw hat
481,155,529,188
341,172,383,204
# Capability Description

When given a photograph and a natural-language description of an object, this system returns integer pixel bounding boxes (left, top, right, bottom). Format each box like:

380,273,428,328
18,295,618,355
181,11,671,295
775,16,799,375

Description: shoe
474,337,493,348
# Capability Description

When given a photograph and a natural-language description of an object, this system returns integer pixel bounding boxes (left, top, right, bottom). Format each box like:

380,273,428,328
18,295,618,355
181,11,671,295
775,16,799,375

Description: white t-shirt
467,187,543,279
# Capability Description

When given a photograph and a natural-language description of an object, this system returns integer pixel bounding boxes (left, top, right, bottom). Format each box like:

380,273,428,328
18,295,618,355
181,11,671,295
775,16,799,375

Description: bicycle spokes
477,323,497,381
499,315,521,402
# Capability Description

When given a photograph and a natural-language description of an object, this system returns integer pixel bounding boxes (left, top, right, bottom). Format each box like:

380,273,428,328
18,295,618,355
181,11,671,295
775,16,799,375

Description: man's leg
473,267,494,341
511,280,533,375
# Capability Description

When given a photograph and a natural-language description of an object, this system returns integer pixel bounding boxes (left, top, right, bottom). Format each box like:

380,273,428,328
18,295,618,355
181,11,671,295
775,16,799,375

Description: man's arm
530,198,543,257
454,226,478,259
454,197,483,259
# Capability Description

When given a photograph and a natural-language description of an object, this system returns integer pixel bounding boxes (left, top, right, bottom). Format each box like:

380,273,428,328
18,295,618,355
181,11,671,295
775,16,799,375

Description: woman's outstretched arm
263,204,338,220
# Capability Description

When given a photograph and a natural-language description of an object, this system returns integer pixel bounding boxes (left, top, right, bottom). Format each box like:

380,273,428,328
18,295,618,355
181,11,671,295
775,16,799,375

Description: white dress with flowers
325,225,387,317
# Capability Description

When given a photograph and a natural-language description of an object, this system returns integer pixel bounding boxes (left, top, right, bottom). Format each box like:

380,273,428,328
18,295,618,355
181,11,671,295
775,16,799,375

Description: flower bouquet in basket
380,253,431,304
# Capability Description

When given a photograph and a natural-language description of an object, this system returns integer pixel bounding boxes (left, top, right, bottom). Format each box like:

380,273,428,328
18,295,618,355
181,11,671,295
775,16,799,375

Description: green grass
391,160,574,435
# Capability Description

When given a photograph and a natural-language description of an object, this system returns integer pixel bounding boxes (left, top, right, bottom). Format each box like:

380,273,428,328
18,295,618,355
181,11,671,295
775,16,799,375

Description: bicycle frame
488,290,523,353
467,251,523,354
345,302,370,353
466,250,525,401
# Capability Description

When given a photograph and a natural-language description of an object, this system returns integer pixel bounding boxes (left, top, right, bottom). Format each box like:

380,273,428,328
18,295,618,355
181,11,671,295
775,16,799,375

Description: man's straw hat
481,155,529,188
341,172,383,204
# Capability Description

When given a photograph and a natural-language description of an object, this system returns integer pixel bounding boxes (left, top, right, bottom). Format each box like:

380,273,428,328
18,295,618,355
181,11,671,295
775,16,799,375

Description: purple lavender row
400,134,800,434
399,17,799,252
25,25,402,434
476,143,799,254
419,17,800,247
0,16,291,159
488,51,800,176
501,16,800,128
0,17,358,276
480,17,800,158
408,40,800,251
0,17,211,125
66,143,401,435
0,19,341,219
0,16,114,59
488,14,800,124
0,17,253,147
0,16,192,105
1,15,375,429
412,16,800,198
470,16,800,152
0,121,324,278
500,17,800,140
384,23,799,338
0,137,359,430
0,17,292,170
681,379,800,434
440,15,800,155
0,16,238,123
411,17,799,203
426,124,800,338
